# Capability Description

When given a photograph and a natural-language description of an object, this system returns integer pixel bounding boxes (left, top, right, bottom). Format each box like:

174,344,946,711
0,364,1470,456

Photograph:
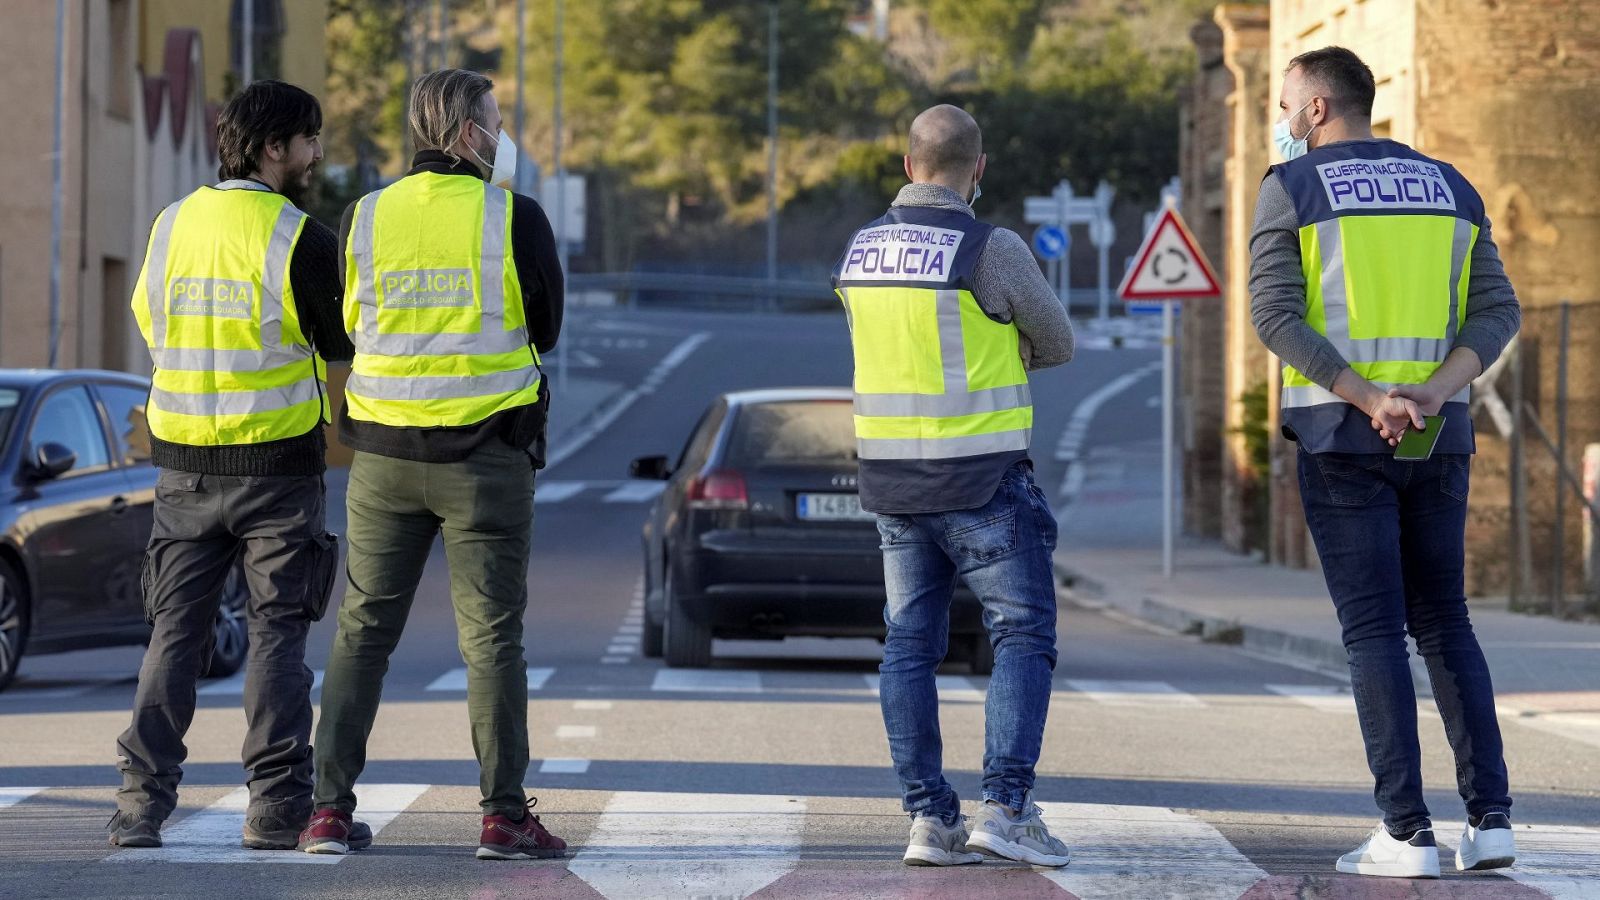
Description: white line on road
862,674,986,703
556,725,596,739
573,700,613,710
568,792,806,900
616,624,643,635
652,669,762,693
599,656,629,665
601,481,667,503
103,784,427,865
1039,801,1267,899
1266,684,1357,713
1054,361,1162,501
6,678,128,699
1063,679,1205,707
424,666,554,693
197,670,323,696
544,331,712,472
534,480,589,504
538,758,591,774
0,787,44,810
1436,820,1600,899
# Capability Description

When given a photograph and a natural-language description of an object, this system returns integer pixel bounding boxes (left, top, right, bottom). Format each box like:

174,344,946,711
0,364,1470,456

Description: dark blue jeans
1297,450,1512,833
874,462,1059,821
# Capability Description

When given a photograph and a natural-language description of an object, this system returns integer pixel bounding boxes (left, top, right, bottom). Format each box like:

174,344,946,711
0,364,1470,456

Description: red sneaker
297,808,373,855
476,798,568,860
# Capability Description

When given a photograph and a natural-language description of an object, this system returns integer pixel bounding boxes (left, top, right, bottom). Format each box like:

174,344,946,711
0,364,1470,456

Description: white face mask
1273,99,1316,161
469,122,518,186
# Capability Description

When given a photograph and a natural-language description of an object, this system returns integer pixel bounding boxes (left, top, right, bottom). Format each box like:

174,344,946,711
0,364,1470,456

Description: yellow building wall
140,0,327,102
1270,0,1415,142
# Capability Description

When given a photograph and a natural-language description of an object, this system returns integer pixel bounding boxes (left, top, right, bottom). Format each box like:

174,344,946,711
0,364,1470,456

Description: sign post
1025,179,1116,317
1116,201,1221,578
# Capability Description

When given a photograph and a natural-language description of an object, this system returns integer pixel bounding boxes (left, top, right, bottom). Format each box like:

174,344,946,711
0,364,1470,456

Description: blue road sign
1032,225,1069,261
1127,300,1180,316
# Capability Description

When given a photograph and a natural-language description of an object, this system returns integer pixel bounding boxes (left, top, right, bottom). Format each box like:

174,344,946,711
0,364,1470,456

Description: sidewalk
1052,440,1600,728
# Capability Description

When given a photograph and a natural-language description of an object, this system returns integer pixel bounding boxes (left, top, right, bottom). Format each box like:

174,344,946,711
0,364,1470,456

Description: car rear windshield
726,400,855,467
0,389,18,450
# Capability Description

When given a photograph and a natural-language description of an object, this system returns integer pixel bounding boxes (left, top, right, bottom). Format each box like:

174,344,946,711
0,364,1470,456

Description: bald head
906,104,984,189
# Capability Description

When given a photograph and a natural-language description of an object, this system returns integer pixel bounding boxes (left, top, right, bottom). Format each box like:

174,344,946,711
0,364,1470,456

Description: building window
230,0,285,86
107,0,131,118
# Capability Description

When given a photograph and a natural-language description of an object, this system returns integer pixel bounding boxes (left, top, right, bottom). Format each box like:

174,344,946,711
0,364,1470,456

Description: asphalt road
1,308,1595,899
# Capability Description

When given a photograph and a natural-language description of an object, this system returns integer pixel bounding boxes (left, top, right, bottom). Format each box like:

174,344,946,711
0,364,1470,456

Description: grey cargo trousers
115,470,339,823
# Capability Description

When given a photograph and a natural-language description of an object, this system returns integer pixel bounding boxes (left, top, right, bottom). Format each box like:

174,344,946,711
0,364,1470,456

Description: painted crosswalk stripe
1266,684,1356,713
196,670,323,696
556,725,596,739
6,677,127,699
862,674,986,703
602,482,667,503
1063,679,1204,707
569,792,805,899
652,669,762,693
425,666,554,692
1039,802,1266,899
538,758,591,774
0,787,44,810
1437,821,1600,899
535,481,588,503
573,700,613,710
103,783,427,865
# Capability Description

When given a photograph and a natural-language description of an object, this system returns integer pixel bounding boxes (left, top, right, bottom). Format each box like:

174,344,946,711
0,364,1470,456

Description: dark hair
1287,46,1376,119
216,80,322,180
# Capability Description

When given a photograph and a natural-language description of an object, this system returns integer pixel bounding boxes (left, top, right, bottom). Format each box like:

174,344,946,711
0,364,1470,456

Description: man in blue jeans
1252,48,1519,878
832,105,1075,868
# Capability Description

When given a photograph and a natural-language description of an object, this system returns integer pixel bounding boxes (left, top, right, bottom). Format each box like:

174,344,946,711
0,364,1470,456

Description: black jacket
335,151,564,464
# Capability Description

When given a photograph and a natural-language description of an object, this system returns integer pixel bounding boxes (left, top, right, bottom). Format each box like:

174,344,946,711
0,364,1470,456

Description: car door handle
109,496,129,514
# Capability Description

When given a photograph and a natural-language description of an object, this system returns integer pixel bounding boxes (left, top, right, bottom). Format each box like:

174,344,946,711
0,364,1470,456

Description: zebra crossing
535,480,667,505
2,784,1596,896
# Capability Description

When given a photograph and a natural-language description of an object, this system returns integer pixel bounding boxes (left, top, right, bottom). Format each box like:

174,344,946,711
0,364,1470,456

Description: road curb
1053,558,1433,694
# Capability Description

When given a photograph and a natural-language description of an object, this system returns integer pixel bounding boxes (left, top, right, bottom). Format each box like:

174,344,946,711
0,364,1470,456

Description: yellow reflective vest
131,181,328,446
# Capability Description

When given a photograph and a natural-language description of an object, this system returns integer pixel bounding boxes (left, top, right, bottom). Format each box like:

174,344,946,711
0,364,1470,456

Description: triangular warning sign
1117,207,1222,301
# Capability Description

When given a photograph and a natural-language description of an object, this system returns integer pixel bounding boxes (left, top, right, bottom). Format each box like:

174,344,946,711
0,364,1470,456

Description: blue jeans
1297,451,1512,833
874,462,1059,822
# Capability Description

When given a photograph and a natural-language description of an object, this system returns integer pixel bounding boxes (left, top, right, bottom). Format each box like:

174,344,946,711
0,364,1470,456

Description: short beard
281,164,315,205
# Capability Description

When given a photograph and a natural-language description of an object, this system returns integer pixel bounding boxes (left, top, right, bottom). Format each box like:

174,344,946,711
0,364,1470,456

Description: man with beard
112,80,358,851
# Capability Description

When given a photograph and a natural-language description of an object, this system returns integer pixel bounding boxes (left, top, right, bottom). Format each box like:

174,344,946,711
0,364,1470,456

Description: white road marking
616,624,643,635
606,645,635,656
424,666,554,692
1040,802,1266,898
599,656,630,665
0,787,44,810
556,725,596,739
8,678,127,699
573,700,613,711
1506,711,1600,751
545,332,712,472
1063,679,1205,707
534,481,588,504
538,758,591,774
103,784,426,865
1437,820,1600,898
1266,684,1357,713
197,670,324,696
1054,361,1162,503
569,791,805,899
861,674,986,703
652,669,762,693
602,482,668,503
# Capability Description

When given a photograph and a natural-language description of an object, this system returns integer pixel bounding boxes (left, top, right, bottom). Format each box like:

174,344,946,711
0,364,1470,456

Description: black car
630,388,990,672
0,370,249,692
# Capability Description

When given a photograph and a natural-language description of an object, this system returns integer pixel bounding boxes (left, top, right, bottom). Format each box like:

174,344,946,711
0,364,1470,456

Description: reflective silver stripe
152,347,278,371
260,204,305,347
351,190,383,338
854,383,1031,419
345,365,538,402
1315,219,1350,352
481,184,508,325
144,198,188,347
150,380,321,417
856,428,1031,461
214,179,271,192
936,289,967,392
1281,383,1469,408
1345,337,1453,363
1446,217,1473,344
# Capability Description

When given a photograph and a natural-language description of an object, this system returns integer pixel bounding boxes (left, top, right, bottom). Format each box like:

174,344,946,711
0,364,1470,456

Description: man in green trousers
299,68,566,860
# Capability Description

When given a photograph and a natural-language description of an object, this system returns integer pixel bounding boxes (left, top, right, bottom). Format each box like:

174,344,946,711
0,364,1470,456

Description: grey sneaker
903,814,984,867
107,810,162,848
965,793,1071,867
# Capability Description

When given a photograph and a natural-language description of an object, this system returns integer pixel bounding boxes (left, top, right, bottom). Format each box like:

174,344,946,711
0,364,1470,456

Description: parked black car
0,369,248,692
630,388,990,672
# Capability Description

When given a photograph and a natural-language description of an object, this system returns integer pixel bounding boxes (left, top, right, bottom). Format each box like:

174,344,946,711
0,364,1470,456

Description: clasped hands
1367,384,1445,447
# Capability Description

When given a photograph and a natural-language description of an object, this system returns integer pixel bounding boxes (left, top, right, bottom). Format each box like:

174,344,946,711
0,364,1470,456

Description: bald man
831,104,1074,868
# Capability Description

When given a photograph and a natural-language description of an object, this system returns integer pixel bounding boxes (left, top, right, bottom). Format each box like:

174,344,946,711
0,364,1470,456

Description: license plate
796,492,873,522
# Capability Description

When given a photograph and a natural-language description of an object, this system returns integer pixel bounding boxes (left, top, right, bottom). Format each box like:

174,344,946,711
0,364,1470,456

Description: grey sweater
891,184,1075,370
1249,156,1521,390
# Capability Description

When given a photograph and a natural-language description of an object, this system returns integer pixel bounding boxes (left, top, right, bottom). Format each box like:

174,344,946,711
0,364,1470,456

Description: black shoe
244,810,315,851
107,810,162,848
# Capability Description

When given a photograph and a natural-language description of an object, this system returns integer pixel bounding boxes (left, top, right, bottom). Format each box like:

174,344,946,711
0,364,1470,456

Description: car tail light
687,469,748,510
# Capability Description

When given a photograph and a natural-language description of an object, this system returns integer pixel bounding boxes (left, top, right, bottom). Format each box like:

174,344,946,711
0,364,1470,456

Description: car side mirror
629,455,671,480
32,442,77,480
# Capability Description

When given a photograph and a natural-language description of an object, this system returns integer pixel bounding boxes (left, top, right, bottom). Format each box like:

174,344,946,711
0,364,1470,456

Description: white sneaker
1336,823,1440,878
965,792,1071,867
1456,813,1516,871
903,815,984,867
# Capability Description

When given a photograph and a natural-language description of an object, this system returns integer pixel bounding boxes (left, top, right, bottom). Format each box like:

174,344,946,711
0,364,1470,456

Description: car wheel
965,633,994,676
662,568,711,668
0,559,30,693
640,556,664,659
201,564,250,679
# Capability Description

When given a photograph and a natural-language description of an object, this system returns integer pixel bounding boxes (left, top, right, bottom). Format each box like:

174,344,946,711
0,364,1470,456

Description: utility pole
765,1,779,312
514,0,525,163
48,0,66,368
554,0,569,388
241,0,254,86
